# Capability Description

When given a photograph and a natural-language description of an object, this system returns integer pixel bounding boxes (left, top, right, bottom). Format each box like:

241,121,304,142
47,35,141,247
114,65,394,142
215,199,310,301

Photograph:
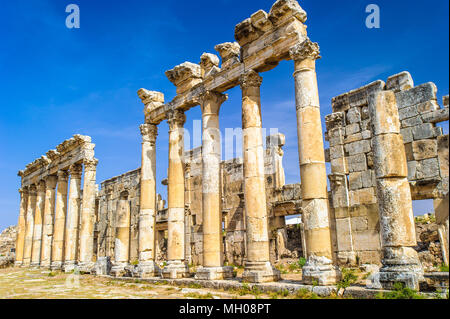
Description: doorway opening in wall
284,214,306,259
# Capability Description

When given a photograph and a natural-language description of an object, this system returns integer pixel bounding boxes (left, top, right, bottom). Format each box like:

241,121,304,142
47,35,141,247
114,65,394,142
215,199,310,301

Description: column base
63,261,77,273
242,261,281,283
14,261,23,267
376,247,424,290
93,257,112,275
78,262,96,274
134,261,161,278
161,260,189,279
110,262,131,277
50,261,63,271
337,251,358,267
302,255,341,286
194,266,234,280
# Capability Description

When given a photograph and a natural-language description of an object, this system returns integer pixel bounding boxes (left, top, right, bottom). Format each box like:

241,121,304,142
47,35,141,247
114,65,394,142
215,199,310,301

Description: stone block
344,140,371,156
347,107,361,123
330,145,344,160
412,123,435,140
401,116,423,128
331,157,348,174
325,112,346,131
362,170,376,188
437,135,449,178
416,158,440,180
395,82,437,108
421,108,449,124
407,161,417,180
373,134,408,178
404,143,414,161
328,127,345,146
386,71,414,92
361,106,370,120
332,93,350,113
347,153,367,172
368,91,400,135
357,187,377,205
400,127,414,143
335,218,353,251
361,130,372,140
399,105,419,120
351,217,368,231
353,230,381,251
417,100,439,113
346,123,360,136
344,133,363,144
411,139,438,160
349,172,362,190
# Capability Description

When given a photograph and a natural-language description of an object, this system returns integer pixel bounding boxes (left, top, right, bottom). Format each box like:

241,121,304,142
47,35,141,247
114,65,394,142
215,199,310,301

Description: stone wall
325,71,449,266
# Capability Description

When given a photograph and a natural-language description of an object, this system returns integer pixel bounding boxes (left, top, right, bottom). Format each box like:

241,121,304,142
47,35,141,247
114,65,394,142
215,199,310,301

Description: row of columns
15,160,98,272
128,39,338,283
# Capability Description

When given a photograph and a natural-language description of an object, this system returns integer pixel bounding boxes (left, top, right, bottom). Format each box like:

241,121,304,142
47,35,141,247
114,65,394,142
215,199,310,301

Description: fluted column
63,164,83,272
111,192,131,277
51,170,69,270
161,109,189,279
289,39,340,285
22,185,37,267
240,70,280,283
195,91,233,280
369,90,423,290
135,123,160,278
40,175,57,268
31,180,46,267
15,187,29,266
78,159,98,272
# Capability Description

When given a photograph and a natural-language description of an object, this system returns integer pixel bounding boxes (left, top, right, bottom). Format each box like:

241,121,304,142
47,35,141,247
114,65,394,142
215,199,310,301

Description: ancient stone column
195,91,233,280
135,123,161,278
78,159,98,272
40,175,57,268
22,185,37,267
289,39,340,285
240,70,280,283
63,164,83,272
161,109,189,279
111,191,131,277
15,187,29,267
51,170,69,270
369,90,423,290
31,180,46,267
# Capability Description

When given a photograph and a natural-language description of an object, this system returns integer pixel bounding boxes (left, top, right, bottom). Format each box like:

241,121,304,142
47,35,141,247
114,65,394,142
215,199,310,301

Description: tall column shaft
195,91,233,280
135,123,160,278
78,159,98,272
51,170,69,270
369,90,423,290
22,185,37,266
15,188,29,266
63,164,83,272
290,39,340,285
31,181,46,267
40,176,57,268
111,193,131,277
162,109,189,279
240,70,280,283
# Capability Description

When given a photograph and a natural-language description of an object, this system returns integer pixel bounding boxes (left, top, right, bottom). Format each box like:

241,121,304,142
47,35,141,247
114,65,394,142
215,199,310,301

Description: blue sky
0,0,448,230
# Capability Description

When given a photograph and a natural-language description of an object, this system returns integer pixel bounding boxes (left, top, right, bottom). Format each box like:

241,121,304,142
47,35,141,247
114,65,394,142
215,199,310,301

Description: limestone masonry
14,0,448,290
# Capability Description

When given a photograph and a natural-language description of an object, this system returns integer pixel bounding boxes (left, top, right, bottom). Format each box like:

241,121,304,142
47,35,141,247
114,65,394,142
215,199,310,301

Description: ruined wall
325,71,449,266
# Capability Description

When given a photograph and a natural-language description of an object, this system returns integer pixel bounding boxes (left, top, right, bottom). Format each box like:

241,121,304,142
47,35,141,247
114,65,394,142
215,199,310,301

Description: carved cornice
289,38,321,62
140,123,158,144
239,69,263,89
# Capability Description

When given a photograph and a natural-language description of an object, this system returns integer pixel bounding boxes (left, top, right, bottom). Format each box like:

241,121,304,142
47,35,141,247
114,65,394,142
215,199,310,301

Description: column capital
19,187,29,195
84,159,98,172
57,170,69,182
239,69,263,90
37,180,46,193
45,175,58,190
289,38,321,62
28,184,37,195
199,90,228,115
140,123,158,144
166,109,186,131
70,163,83,179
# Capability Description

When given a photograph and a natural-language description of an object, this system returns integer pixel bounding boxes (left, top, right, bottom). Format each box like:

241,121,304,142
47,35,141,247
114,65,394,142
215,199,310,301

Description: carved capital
199,90,228,115
70,163,83,179
36,180,46,193
239,69,263,90
289,38,321,62
28,184,37,196
84,159,98,172
57,170,69,182
166,109,186,131
140,123,158,144
19,187,29,196
45,175,58,190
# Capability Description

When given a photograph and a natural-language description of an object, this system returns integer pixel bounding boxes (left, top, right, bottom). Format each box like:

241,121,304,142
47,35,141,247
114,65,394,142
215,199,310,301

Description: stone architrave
368,90,424,290
239,70,280,283
195,91,234,280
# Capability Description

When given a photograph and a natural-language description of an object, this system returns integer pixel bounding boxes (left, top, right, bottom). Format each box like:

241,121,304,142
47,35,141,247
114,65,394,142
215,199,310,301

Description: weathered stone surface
395,82,437,108
386,71,414,92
